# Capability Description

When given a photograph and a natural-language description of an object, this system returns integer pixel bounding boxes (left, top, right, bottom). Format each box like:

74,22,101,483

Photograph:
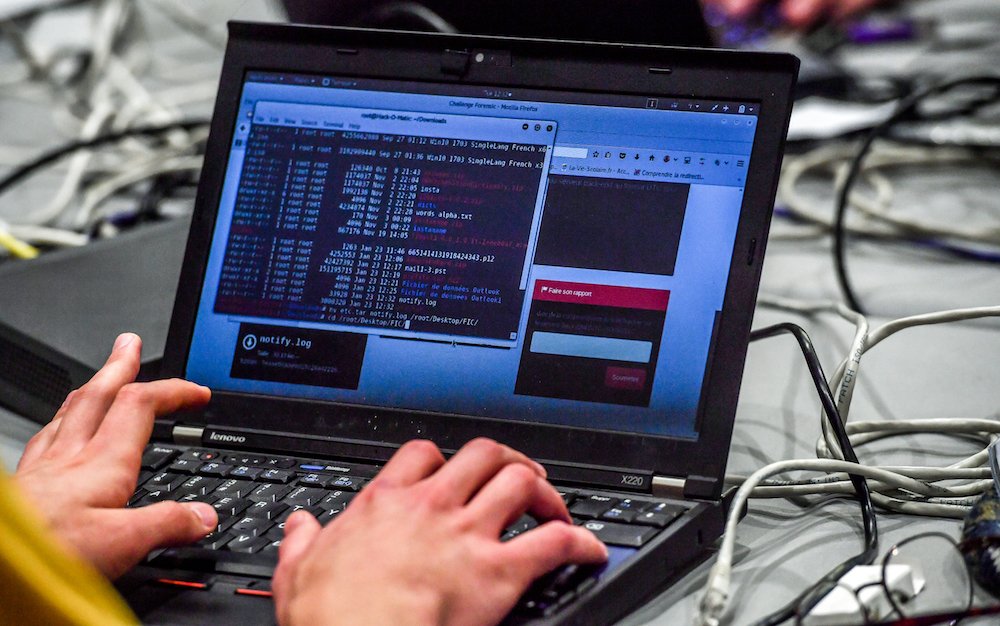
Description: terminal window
214,105,555,343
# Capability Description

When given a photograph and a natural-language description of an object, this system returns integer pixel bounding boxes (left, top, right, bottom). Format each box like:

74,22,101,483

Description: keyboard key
212,496,252,518
641,501,687,516
230,516,273,537
569,495,619,519
582,520,656,547
260,469,294,484
176,476,222,496
558,491,577,506
134,489,172,507
227,533,269,554
316,508,342,526
264,521,288,541
166,458,200,475
199,531,235,551
297,473,328,488
283,486,325,507
261,540,282,554
327,475,365,492
600,498,648,523
275,504,321,524
213,479,256,499
144,472,186,492
317,491,355,511
175,492,219,505
179,449,220,462
229,466,263,481
245,500,289,521
633,510,681,528
198,462,234,477
266,458,296,470
501,515,538,541
141,446,179,471
248,484,291,503
224,455,268,466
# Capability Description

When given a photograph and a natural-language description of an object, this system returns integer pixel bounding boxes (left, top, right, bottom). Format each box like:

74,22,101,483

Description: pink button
605,367,646,390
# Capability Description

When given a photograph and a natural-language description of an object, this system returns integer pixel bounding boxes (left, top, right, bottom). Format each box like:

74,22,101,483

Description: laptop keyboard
132,444,689,617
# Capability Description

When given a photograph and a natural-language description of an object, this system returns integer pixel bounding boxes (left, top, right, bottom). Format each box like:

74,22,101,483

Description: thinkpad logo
209,432,246,444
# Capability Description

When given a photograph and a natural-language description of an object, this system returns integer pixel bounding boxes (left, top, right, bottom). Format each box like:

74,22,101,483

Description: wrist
286,584,443,626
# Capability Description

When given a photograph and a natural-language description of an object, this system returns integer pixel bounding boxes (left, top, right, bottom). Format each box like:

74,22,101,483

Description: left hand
14,333,217,578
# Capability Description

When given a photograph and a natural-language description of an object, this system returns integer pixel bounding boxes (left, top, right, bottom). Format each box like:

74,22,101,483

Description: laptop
281,0,715,48
116,22,797,625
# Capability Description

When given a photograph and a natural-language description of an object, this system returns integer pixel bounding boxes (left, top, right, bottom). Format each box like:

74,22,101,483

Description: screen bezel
162,23,798,498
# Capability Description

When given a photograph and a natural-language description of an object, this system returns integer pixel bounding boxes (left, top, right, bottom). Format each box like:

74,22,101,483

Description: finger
88,501,216,578
277,511,322,571
719,0,764,19
50,333,141,455
428,438,546,505
371,439,446,487
19,387,83,468
16,417,62,470
831,0,881,19
781,0,832,29
501,521,609,586
273,512,322,620
87,379,211,466
465,466,569,536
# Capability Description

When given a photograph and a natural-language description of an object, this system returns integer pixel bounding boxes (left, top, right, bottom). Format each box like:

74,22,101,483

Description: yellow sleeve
0,468,139,626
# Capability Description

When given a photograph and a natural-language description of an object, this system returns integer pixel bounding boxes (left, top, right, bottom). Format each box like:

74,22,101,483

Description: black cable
747,323,878,626
0,119,210,202
832,75,1000,314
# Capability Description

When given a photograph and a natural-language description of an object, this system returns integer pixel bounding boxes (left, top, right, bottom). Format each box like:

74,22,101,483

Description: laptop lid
282,0,715,48
163,23,797,499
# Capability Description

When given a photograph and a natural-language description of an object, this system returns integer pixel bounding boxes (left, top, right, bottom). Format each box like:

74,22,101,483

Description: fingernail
113,333,137,352
182,502,218,532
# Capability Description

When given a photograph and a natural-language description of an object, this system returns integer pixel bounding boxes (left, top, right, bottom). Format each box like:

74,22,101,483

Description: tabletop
2,1,1000,625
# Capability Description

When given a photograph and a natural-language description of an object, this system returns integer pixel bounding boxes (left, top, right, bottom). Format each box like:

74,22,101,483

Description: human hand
272,438,608,626
14,333,217,579
704,0,889,30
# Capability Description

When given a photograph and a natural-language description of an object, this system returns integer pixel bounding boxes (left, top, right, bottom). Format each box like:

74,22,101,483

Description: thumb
272,511,322,619
92,502,217,577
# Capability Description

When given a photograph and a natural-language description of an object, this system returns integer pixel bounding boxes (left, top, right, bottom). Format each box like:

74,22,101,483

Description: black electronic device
114,22,797,625
283,0,715,47
0,219,188,423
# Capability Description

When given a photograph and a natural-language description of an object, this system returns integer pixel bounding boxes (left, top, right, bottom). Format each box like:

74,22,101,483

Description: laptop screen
184,70,759,439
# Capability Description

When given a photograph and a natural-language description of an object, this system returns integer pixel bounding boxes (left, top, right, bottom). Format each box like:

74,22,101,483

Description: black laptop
117,22,797,625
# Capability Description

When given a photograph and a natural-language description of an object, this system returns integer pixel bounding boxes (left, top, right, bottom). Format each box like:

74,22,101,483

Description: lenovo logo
209,432,247,444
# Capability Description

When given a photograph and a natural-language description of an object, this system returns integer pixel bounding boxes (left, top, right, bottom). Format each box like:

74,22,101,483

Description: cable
0,119,209,204
832,76,1000,313
775,141,1000,262
744,324,877,626
695,300,1000,625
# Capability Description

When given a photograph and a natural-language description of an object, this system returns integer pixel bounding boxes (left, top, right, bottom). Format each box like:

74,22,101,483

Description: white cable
777,140,1000,246
75,155,203,227
695,458,954,626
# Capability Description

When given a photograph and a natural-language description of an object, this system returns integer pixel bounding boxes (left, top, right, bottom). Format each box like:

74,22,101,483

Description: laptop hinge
653,475,721,500
172,425,204,447
651,476,686,499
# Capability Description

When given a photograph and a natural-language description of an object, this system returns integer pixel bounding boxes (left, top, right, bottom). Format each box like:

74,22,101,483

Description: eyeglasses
795,532,1000,625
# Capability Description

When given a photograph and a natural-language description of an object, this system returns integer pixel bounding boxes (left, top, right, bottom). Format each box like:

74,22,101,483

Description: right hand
272,438,608,626
703,0,889,30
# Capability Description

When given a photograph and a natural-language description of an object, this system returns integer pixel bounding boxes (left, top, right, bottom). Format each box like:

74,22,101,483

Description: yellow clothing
0,468,138,625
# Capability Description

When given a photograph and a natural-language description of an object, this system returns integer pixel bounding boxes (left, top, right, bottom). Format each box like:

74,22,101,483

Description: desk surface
3,1,1000,625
